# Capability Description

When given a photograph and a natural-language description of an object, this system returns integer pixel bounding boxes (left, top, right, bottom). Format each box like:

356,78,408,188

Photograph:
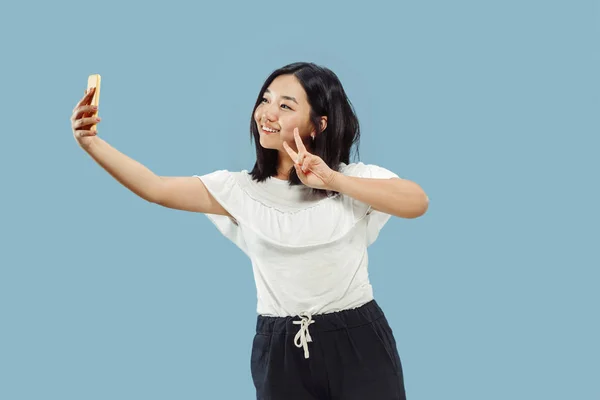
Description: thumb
294,163,305,177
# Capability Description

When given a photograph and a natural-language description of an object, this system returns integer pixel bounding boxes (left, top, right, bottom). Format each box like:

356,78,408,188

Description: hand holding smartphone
71,74,102,147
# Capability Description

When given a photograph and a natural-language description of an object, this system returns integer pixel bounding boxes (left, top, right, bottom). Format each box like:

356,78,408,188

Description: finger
76,116,100,127
294,128,307,153
74,116,101,129
72,105,98,119
301,156,312,172
294,163,306,178
282,141,298,161
75,87,96,108
73,105,98,118
75,89,97,122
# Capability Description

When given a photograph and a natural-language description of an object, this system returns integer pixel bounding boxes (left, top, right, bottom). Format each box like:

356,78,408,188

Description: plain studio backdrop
0,1,598,399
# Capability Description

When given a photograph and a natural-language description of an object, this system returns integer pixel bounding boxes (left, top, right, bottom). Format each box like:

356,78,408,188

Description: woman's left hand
283,128,338,190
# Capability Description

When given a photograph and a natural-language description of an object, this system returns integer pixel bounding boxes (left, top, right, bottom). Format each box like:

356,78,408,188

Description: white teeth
262,125,280,133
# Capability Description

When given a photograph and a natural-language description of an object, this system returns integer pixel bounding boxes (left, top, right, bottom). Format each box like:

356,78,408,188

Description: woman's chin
259,136,282,150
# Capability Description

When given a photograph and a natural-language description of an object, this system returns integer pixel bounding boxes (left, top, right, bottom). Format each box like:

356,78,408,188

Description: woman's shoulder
196,169,253,188
199,168,249,179
338,162,400,179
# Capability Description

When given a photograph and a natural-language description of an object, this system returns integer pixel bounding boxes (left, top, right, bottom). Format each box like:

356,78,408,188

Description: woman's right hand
71,87,101,149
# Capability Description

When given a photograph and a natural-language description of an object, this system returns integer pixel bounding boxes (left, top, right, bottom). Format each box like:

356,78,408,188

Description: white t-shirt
194,162,399,318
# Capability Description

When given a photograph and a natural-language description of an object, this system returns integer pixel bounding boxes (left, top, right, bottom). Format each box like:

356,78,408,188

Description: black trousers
251,300,407,400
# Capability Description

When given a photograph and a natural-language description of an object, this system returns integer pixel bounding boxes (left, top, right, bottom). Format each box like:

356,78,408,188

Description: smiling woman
71,61,427,400
249,64,360,190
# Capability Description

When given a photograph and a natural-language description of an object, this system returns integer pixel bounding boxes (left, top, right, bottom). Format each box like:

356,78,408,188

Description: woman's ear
319,116,328,133
311,116,328,140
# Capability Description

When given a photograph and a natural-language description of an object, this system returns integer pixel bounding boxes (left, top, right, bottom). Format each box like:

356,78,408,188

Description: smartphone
87,74,101,131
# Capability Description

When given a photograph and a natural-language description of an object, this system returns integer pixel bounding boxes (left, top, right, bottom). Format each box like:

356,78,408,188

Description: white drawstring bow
293,314,315,359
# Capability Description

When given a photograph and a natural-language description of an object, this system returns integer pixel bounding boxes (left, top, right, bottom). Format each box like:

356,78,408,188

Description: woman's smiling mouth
261,125,280,134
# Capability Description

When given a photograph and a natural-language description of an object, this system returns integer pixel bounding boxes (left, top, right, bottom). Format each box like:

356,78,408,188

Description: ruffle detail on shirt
193,171,250,255
195,170,370,249
196,162,400,250
339,162,401,246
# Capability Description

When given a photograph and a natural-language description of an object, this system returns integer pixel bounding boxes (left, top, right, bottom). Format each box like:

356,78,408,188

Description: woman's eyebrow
282,96,298,104
264,89,298,104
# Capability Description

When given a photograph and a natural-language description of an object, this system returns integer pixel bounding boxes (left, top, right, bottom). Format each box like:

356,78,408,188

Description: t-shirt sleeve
341,162,400,246
193,170,248,255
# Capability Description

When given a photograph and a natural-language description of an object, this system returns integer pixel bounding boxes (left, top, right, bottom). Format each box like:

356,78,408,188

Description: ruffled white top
194,162,399,318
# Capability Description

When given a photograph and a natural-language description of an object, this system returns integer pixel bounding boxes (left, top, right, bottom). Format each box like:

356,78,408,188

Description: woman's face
254,74,321,151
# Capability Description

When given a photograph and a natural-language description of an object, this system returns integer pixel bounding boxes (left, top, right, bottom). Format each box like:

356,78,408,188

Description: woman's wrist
325,171,347,192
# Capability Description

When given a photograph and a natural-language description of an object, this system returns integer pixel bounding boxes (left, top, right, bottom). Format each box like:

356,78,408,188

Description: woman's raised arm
71,89,229,216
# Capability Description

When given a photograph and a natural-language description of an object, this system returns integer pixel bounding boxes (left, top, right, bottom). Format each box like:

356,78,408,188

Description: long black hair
249,62,360,196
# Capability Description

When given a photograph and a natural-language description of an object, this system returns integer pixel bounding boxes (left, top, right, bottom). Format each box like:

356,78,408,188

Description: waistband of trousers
255,300,385,335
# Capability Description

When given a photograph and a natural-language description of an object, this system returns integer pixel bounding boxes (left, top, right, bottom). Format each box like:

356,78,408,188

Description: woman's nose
263,103,280,121
263,111,275,123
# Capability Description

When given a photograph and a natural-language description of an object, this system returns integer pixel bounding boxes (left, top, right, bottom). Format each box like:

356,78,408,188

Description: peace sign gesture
283,128,337,190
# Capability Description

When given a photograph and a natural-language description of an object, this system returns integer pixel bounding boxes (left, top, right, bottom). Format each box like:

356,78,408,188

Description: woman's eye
261,97,268,103
281,104,292,110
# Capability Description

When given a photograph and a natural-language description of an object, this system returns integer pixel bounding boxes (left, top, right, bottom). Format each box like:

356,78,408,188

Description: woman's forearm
328,174,429,218
82,137,163,203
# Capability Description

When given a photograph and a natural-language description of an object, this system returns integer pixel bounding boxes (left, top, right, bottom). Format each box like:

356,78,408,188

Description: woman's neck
275,150,295,179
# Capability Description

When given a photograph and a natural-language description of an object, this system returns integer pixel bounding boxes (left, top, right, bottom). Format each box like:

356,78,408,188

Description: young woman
71,62,428,400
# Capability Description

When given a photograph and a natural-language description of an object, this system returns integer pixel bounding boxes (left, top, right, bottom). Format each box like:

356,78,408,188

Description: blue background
1,0,598,399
